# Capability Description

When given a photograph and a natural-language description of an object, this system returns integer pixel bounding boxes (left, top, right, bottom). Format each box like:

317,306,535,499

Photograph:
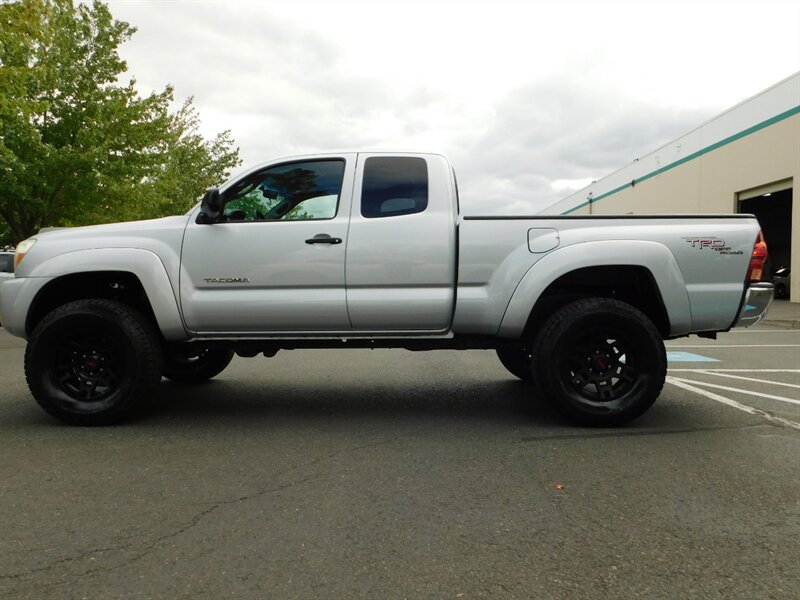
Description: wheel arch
25,249,186,340
498,240,692,339
521,265,671,340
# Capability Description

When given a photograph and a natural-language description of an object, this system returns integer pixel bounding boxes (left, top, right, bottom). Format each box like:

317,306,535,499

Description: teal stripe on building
562,105,800,215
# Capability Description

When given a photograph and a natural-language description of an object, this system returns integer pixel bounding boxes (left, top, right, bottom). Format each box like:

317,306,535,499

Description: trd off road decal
682,237,744,255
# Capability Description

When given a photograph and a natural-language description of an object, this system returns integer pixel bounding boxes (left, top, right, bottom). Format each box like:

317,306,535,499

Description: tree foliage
0,0,241,243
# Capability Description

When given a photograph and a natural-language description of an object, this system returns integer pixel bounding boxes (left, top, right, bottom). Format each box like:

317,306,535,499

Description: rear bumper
733,282,774,328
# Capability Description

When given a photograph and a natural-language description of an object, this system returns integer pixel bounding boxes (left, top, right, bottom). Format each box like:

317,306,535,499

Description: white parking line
668,369,800,372
667,376,800,406
665,377,800,431
665,344,800,348
725,329,800,335
692,370,800,390
724,330,800,333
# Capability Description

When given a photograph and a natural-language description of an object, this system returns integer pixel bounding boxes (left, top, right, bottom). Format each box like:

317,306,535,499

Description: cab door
345,153,457,331
180,155,355,333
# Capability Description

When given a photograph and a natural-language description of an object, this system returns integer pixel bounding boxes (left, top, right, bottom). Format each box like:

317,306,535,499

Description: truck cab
182,152,457,334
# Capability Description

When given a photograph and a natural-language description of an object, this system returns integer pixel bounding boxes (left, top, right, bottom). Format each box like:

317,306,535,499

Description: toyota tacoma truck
0,152,773,426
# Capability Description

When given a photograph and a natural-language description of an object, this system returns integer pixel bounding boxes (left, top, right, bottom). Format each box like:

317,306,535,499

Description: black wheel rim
561,326,640,405
54,329,125,403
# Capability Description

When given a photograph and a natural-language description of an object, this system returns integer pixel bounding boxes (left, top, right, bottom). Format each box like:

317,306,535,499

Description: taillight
747,230,768,282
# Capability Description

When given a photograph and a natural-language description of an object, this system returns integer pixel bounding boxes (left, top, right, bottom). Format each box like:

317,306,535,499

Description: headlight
15,238,37,269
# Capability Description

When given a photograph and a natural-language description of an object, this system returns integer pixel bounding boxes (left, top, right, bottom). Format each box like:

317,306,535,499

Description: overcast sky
106,0,800,214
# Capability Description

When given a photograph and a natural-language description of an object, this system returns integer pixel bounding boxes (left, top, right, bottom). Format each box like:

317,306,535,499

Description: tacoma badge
203,277,251,284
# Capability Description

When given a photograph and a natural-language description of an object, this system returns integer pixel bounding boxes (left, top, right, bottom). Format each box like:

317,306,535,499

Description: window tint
223,160,345,222
361,157,428,218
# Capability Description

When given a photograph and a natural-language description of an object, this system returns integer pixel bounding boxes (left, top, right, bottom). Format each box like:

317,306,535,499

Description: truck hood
18,215,192,278
33,215,190,242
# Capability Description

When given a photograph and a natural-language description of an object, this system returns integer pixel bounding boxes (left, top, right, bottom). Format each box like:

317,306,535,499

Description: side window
222,159,345,222
361,157,428,218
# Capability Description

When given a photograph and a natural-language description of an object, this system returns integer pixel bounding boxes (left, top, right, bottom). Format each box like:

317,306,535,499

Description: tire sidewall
26,301,161,425
534,299,666,426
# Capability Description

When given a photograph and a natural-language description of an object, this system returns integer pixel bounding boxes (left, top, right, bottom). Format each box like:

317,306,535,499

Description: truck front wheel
530,298,666,427
24,299,163,426
163,348,234,384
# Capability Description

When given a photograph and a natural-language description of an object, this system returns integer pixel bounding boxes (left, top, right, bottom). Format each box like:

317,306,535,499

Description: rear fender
498,240,692,337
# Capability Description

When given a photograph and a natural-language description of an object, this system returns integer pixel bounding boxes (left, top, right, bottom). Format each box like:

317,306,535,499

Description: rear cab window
361,157,428,218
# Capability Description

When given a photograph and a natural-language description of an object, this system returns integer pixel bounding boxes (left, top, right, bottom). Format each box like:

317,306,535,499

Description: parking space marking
666,351,719,362
691,370,800,390
665,377,800,431
724,330,800,334
665,344,800,348
668,369,800,372
668,376,800,406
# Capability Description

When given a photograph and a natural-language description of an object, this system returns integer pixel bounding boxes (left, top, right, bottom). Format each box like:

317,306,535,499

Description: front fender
498,240,692,338
26,248,187,340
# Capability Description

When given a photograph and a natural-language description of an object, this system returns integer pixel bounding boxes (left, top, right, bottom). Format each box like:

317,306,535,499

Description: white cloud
107,0,800,213
552,178,595,193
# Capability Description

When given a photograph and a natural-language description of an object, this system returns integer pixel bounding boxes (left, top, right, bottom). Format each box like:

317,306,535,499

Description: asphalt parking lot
1,322,798,599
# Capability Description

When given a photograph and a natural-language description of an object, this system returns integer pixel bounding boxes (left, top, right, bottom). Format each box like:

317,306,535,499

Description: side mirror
196,188,222,224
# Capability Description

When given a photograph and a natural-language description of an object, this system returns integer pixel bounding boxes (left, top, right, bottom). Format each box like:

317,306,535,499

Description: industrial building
546,72,799,303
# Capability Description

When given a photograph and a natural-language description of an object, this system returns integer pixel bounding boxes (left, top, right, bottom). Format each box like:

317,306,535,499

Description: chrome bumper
734,282,774,328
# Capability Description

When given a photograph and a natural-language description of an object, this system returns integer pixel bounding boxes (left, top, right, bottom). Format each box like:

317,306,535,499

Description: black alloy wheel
55,329,124,405
564,326,638,403
530,297,666,426
25,299,163,425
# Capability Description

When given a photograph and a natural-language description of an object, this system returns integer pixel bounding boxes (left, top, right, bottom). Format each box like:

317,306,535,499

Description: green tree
0,0,241,244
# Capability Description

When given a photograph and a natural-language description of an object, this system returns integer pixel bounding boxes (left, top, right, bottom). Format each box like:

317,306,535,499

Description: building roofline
547,71,800,215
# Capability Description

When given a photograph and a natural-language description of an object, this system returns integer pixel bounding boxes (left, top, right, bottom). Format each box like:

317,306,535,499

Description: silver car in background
772,267,791,299
0,248,14,280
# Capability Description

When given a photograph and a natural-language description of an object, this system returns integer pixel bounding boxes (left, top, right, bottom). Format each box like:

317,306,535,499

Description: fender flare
498,240,692,338
27,248,187,340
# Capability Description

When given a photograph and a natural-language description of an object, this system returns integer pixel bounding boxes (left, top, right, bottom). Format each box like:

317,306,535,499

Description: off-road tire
25,299,163,426
530,297,666,427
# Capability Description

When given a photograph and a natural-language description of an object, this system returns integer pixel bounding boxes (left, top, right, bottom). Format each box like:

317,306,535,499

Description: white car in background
0,248,14,280
0,248,14,325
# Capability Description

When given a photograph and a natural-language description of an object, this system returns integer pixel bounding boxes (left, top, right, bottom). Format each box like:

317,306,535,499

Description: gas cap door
528,228,560,253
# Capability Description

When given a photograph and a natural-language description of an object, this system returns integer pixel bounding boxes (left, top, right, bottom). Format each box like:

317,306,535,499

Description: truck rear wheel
24,299,163,426
496,345,533,382
163,348,234,384
530,298,666,427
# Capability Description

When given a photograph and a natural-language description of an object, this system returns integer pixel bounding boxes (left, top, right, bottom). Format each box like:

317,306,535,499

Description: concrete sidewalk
764,299,800,328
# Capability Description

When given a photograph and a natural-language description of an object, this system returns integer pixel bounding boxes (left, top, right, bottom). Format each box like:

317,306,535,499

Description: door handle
305,234,342,245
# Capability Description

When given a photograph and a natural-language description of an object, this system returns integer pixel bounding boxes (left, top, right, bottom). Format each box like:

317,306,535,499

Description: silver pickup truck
0,152,773,426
